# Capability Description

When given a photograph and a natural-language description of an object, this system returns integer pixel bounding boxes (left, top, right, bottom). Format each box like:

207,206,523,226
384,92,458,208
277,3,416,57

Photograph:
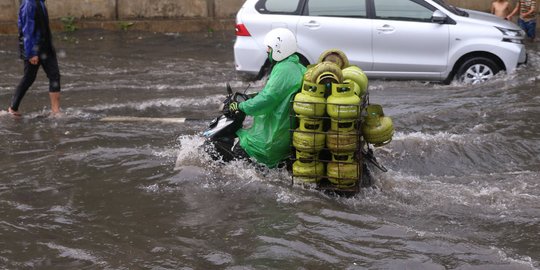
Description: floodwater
0,30,539,269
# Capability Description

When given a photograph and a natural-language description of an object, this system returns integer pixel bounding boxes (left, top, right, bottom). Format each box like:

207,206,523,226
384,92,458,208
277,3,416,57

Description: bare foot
49,110,63,118
8,107,21,117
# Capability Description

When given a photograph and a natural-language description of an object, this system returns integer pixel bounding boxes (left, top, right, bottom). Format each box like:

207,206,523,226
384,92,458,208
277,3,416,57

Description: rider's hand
229,102,240,114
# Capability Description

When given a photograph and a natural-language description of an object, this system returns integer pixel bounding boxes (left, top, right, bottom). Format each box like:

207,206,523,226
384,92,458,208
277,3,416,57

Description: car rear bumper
234,37,267,75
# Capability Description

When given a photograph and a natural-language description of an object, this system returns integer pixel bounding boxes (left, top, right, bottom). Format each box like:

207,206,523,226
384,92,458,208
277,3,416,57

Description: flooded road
1,30,539,269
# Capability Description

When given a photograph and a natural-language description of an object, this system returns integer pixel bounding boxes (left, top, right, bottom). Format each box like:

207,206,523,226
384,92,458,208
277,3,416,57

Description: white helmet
263,28,297,62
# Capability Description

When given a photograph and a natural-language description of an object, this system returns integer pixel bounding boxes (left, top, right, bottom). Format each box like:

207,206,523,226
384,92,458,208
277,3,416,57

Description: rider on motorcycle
228,28,307,168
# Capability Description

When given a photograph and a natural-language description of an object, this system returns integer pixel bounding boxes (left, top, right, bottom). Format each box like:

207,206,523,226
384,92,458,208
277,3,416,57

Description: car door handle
303,21,320,28
376,24,395,32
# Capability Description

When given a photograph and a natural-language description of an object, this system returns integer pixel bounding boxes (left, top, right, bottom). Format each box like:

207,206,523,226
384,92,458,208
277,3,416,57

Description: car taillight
236,24,251,37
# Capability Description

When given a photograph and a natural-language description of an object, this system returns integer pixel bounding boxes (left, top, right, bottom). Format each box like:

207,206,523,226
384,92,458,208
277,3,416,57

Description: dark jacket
18,0,52,60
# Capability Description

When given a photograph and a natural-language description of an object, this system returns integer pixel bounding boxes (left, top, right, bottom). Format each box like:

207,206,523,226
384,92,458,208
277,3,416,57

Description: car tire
455,57,501,84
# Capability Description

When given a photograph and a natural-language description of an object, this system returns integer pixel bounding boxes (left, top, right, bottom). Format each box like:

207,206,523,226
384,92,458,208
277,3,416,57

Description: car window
374,0,435,22
256,0,302,14
307,0,367,18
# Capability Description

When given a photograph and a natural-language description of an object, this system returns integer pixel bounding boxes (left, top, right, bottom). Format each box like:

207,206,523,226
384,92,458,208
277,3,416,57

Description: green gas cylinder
293,150,325,184
326,119,357,152
318,49,350,69
361,104,394,147
293,81,326,117
344,79,361,97
304,62,343,85
327,152,358,188
293,160,325,184
326,131,357,153
327,82,361,119
343,66,368,97
330,119,356,132
293,117,326,152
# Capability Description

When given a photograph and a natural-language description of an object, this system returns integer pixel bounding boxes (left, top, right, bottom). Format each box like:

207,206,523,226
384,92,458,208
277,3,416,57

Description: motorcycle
201,83,388,194
202,83,253,162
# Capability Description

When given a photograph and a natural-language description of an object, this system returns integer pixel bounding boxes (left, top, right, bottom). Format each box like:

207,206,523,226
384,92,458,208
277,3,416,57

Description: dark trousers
10,51,61,111
518,18,537,39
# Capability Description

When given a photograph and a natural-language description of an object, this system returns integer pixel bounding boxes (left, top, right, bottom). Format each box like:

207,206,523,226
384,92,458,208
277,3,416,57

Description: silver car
233,0,527,84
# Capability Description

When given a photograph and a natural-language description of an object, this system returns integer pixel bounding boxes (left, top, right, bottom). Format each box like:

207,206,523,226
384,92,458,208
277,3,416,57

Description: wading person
507,0,537,41
224,28,307,168
8,0,61,116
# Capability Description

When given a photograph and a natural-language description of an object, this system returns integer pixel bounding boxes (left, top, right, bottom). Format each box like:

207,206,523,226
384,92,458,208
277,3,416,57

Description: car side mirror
432,10,448,24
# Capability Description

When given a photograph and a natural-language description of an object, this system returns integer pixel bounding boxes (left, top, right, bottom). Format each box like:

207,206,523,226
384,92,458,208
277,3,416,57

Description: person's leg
518,18,526,32
231,140,249,160
9,60,39,113
528,20,536,40
41,51,61,114
49,92,60,114
205,135,250,162
208,136,236,162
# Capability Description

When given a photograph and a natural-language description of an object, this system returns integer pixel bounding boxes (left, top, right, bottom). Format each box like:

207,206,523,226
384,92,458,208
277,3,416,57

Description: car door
296,0,373,71
371,0,449,79
249,0,304,45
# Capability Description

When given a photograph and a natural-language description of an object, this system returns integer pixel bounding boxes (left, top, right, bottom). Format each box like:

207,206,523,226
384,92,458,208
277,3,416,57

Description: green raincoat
237,54,307,168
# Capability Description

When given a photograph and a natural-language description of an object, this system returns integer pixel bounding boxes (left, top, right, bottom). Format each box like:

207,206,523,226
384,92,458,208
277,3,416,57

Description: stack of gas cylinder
291,49,394,191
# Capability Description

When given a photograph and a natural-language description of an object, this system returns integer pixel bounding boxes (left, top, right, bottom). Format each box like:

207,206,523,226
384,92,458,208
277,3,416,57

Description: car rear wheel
456,57,501,84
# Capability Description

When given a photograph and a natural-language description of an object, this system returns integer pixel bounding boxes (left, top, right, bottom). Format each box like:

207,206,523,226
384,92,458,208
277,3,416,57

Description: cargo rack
289,90,373,196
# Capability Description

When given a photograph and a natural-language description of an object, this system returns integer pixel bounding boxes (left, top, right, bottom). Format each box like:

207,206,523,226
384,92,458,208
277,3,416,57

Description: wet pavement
0,29,539,269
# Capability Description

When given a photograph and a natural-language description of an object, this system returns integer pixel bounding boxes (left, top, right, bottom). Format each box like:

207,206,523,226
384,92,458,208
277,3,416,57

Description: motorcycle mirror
226,83,233,95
